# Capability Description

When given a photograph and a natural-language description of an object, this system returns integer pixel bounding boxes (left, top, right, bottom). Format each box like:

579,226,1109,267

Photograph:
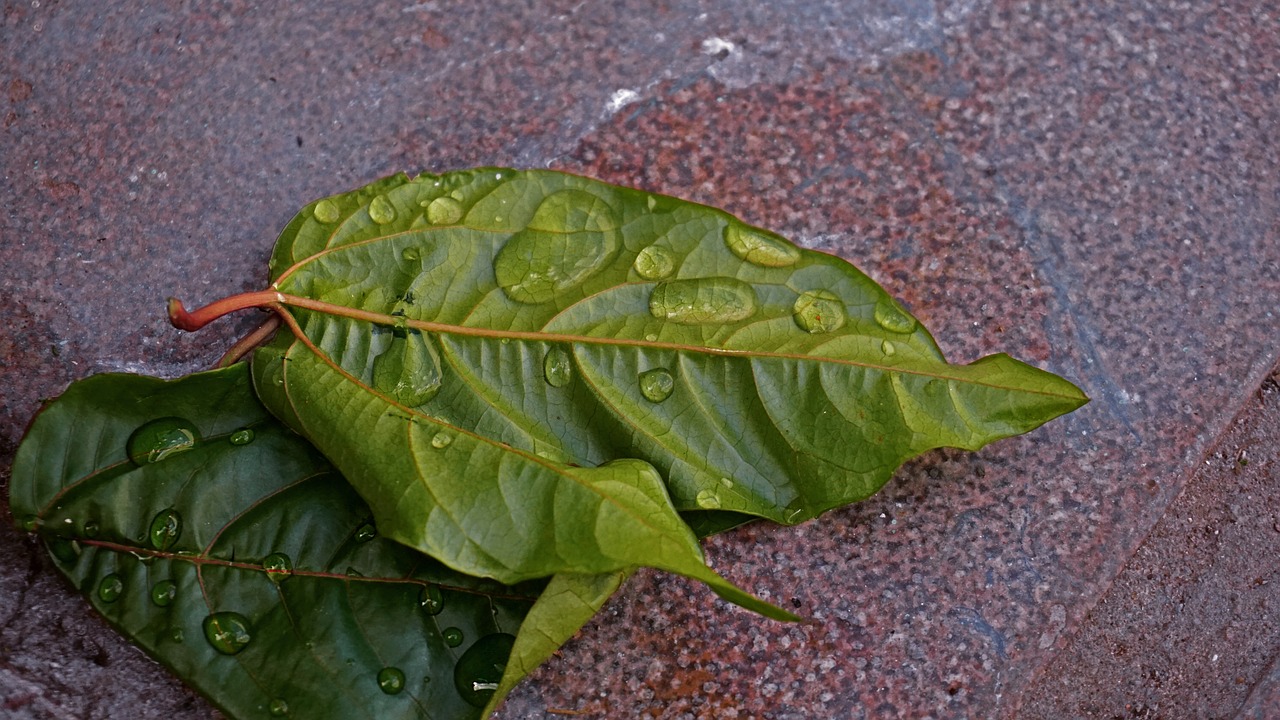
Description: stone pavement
1,2,1277,718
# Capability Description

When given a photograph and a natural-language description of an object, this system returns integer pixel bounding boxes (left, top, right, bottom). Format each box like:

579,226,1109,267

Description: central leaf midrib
271,292,1077,399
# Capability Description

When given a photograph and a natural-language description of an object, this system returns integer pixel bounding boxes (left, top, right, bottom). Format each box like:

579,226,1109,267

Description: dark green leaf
241,168,1083,615
8,365,580,719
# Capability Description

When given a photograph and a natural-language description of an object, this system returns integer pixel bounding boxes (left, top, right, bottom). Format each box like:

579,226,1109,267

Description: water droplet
426,196,463,224
268,698,289,716
418,584,444,615
644,332,658,342
543,347,573,388
638,368,674,403
48,538,80,563
430,432,453,449
493,190,618,304
442,627,464,647
881,339,896,356
377,667,406,695
151,580,177,607
127,417,200,465
401,246,421,262
792,290,847,334
82,520,100,538
633,245,675,280
203,611,253,655
368,195,396,225
453,633,516,707
372,329,442,407
98,574,124,603
355,523,376,542
148,508,182,551
169,627,184,643
695,490,721,510
228,428,255,446
648,278,757,325
19,514,37,532
262,552,293,581
719,477,734,489
313,199,341,224
646,196,658,211
723,224,800,268
873,297,917,334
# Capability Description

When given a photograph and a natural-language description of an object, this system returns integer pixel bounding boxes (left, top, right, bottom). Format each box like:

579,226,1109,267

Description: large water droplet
228,428,255,446
127,417,200,466
638,368,674,403
98,574,124,603
493,190,618,304
425,196,463,225
262,552,293,582
430,432,453,449
418,584,444,615
648,278,758,325
453,633,516,707
48,538,80,564
723,224,800,268
543,347,573,388
377,667,406,695
149,508,182,551
633,245,675,280
792,290,847,334
695,490,722,510
442,627,464,647
372,329,443,408
268,698,289,716
873,297,917,334
313,199,341,224
368,195,396,225
203,612,253,655
151,580,177,607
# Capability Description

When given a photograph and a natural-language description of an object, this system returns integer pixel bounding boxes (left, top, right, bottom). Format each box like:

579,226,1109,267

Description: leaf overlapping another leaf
8,365,608,718
223,169,1084,610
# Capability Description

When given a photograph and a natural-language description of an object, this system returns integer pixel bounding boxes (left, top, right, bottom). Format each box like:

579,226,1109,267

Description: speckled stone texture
1,1,1277,718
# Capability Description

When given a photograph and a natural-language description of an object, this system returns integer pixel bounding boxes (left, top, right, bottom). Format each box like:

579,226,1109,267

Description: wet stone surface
2,1,1278,718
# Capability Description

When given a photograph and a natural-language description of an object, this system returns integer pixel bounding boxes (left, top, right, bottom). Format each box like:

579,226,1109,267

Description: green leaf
227,168,1081,614
8,365,569,718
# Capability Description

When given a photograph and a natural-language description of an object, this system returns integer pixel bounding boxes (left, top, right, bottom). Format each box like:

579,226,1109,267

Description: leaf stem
167,291,285,331
216,315,281,367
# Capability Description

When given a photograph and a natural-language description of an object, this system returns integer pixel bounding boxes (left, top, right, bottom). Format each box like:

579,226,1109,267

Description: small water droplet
98,574,124,603
355,523,376,542
151,580,177,606
82,520,100,538
228,428,255,446
881,339,896,356
377,667,406,695
127,417,200,466
418,584,444,615
48,538,80,563
719,477,734,489
695,490,721,510
149,508,182,551
638,368,674,403
723,224,800,267
368,195,396,225
313,199,341,224
268,698,289,716
262,552,293,581
203,611,253,655
170,627,185,643
442,627,464,647
401,246,421,262
644,332,658,342
646,196,657,210
430,432,453,449
873,297,917,334
648,278,757,325
543,347,573,388
19,514,37,532
633,245,675,280
426,196,463,224
792,290,847,334
453,633,516,707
